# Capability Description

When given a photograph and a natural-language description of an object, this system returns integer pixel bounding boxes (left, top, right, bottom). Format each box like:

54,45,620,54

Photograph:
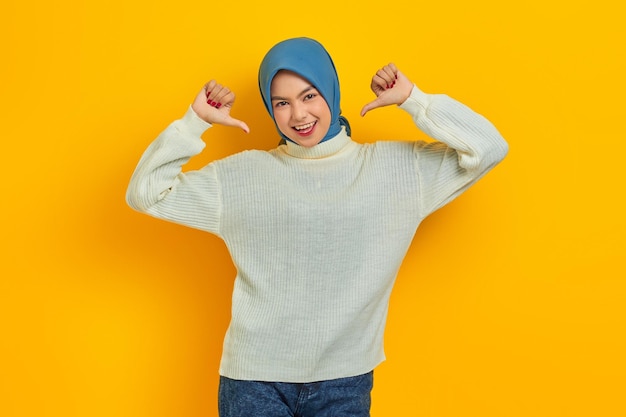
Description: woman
126,37,508,416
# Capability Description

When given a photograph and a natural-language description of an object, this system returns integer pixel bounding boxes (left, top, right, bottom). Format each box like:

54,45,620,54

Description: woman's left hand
360,63,413,117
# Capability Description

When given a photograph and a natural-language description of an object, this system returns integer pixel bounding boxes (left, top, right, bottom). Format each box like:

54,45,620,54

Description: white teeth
294,122,315,131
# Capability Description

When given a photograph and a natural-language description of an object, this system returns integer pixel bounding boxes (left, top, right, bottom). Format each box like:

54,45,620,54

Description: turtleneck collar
281,127,353,159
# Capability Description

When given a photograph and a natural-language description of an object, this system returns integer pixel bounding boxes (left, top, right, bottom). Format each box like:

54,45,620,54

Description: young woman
126,37,508,416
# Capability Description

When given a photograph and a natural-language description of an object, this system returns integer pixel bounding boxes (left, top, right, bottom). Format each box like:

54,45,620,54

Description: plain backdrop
2,1,625,416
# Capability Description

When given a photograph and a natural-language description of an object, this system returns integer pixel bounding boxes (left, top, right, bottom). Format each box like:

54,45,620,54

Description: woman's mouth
293,121,317,136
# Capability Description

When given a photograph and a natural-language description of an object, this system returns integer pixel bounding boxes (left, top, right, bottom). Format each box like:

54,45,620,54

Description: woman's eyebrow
271,85,316,101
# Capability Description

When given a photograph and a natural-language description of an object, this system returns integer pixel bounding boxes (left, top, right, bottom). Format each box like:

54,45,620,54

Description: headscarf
258,37,351,145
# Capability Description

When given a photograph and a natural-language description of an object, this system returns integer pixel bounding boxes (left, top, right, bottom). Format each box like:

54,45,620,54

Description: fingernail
216,103,222,108
206,90,211,98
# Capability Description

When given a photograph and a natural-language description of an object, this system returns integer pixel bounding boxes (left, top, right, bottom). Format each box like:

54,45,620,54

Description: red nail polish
216,103,222,109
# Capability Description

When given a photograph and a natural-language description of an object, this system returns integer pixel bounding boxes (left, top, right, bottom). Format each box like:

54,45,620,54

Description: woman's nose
292,102,307,120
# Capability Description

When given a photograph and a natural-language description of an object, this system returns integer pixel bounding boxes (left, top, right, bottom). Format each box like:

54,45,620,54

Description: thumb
360,97,385,117
225,116,250,134
210,106,250,133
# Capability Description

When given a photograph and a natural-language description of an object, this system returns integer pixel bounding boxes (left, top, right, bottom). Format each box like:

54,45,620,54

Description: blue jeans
218,372,373,417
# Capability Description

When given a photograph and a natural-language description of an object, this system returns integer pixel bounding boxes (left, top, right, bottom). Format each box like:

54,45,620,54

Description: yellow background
2,0,624,416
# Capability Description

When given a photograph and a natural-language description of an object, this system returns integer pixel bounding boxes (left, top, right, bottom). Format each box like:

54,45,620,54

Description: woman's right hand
191,80,250,133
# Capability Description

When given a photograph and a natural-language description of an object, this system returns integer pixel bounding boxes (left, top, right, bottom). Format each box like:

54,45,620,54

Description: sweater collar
282,127,352,159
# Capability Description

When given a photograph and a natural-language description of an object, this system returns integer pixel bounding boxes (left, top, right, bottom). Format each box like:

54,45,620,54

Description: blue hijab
258,37,351,145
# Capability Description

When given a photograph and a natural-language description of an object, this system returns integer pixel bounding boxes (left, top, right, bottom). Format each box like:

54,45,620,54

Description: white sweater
126,86,508,383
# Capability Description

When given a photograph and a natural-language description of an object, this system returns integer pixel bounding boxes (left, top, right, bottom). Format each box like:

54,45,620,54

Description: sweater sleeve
399,86,509,216
125,106,223,235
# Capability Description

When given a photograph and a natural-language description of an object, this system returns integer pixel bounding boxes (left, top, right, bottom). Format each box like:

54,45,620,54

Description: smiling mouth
293,121,316,134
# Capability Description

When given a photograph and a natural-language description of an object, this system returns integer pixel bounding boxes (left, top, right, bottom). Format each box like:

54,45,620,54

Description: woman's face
270,70,331,147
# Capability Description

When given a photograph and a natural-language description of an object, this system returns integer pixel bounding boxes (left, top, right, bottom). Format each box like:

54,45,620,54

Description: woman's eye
304,93,316,101
275,101,288,108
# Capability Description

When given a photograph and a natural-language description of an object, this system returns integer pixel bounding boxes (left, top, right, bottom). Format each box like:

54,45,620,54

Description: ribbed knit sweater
126,86,508,383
